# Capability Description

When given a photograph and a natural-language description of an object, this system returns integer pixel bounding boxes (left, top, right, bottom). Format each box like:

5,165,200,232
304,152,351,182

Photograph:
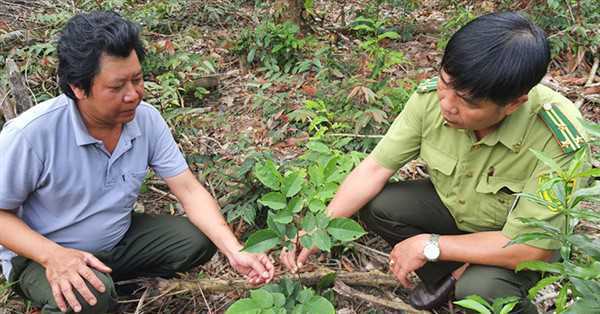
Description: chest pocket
421,141,457,196
118,170,148,209
475,176,524,229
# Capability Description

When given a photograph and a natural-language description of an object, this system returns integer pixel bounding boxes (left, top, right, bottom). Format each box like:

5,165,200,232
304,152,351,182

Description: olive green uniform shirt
372,83,586,249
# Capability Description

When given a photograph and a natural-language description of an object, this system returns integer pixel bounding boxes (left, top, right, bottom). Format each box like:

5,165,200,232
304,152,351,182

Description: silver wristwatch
423,234,440,262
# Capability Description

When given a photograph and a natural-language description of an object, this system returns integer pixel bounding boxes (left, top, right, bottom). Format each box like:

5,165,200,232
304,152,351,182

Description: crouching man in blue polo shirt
0,11,274,314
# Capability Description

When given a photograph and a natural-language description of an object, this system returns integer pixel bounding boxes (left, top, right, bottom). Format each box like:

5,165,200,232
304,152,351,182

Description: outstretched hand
279,231,320,273
388,234,429,288
228,251,275,285
44,247,112,313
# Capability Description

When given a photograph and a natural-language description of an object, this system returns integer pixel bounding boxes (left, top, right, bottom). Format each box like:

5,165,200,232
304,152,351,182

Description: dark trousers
9,213,217,314
359,180,540,314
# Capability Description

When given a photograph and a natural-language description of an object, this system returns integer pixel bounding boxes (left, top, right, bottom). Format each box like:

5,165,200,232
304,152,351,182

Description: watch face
424,244,440,260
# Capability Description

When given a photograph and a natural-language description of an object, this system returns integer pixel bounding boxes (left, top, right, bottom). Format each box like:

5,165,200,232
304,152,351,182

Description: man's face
437,71,519,135
73,50,144,126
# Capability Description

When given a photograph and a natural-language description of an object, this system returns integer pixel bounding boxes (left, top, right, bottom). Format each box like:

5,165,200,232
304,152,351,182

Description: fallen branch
542,76,600,105
574,57,599,108
326,133,384,139
334,281,429,314
158,268,399,294
148,185,178,201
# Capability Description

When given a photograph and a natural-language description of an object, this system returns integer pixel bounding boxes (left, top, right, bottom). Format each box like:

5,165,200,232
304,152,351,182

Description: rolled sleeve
371,92,424,171
147,109,188,179
0,127,44,210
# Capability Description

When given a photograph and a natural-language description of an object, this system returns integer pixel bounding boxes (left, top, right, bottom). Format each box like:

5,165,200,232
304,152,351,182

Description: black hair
57,11,145,100
440,12,550,106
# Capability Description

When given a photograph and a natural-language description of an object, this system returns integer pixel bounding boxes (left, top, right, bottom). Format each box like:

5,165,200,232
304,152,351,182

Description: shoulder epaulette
538,103,585,153
417,77,438,93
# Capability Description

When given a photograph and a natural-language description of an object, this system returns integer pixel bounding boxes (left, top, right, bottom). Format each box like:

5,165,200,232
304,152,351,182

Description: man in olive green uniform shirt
280,12,587,313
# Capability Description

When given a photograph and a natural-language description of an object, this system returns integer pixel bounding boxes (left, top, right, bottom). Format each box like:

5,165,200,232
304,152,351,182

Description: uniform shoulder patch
538,103,585,154
417,77,439,94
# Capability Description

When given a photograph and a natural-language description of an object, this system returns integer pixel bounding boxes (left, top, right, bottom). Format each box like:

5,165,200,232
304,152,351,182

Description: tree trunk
276,0,305,30
1,58,34,126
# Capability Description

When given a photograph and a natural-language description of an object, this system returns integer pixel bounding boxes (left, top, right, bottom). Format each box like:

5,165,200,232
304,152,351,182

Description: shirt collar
67,96,142,146
479,87,541,152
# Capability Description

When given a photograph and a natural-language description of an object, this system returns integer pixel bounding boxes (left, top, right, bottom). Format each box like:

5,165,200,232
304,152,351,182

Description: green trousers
9,213,216,314
359,180,540,314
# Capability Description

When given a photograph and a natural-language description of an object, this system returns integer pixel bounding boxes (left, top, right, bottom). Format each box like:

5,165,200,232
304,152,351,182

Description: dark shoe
409,275,456,310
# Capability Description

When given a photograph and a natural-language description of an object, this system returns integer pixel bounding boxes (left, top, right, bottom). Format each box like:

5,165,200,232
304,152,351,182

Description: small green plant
437,5,475,50
350,16,407,79
454,295,519,314
226,278,335,314
243,141,366,254
235,21,313,75
456,121,600,314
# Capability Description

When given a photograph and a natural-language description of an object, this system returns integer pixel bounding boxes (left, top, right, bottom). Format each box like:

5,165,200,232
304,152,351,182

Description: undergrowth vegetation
1,0,598,313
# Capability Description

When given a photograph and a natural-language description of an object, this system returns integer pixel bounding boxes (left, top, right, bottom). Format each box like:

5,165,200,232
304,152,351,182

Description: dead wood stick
159,268,399,294
542,76,600,105
575,57,599,108
6,58,34,116
148,185,178,201
334,281,429,313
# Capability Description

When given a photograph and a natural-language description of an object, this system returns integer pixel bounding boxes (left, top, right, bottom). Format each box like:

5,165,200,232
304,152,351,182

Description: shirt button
465,171,473,178
473,144,480,150
458,199,466,205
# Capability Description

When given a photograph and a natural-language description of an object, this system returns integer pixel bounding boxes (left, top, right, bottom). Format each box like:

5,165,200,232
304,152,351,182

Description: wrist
222,241,244,260
422,233,441,262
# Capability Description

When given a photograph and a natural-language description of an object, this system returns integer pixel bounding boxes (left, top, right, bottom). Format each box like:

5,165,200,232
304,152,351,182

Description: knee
78,271,116,313
455,266,526,301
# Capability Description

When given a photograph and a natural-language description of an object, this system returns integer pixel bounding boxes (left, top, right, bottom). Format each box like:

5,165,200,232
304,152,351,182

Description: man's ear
504,94,528,116
68,84,87,100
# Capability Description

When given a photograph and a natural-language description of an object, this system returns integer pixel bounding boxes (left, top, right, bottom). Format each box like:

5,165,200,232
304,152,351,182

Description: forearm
0,210,62,266
439,231,554,269
327,155,393,218
177,183,242,258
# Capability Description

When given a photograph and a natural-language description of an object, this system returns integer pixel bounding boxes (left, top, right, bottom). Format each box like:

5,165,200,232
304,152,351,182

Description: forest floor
0,0,598,313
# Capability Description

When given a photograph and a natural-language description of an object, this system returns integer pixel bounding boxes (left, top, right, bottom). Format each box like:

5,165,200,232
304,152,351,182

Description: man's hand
228,251,274,285
279,231,320,273
44,247,112,313
389,234,429,288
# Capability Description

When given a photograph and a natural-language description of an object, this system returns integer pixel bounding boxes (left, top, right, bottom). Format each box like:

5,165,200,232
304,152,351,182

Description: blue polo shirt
0,94,188,278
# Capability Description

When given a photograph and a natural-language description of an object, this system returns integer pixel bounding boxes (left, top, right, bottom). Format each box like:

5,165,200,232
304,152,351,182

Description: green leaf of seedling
527,275,561,300
273,210,294,224
307,141,331,154
492,296,519,314
255,160,282,190
570,277,600,300
579,118,600,138
225,299,261,314
316,212,330,229
313,229,332,252
243,229,280,253
272,292,286,308
515,217,561,235
251,289,274,309
568,234,600,260
304,296,335,314
296,288,314,304
300,234,313,249
568,208,600,221
570,184,600,207
267,213,286,237
247,48,256,64
555,283,569,312
562,298,600,314
517,192,554,208
575,168,600,178
453,299,491,314
564,261,600,280
283,171,304,197
259,192,287,210
302,212,317,232
308,198,326,213
516,260,564,274
286,225,298,240
529,149,564,176
377,31,401,41
288,197,304,213
507,233,556,246
327,218,367,242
